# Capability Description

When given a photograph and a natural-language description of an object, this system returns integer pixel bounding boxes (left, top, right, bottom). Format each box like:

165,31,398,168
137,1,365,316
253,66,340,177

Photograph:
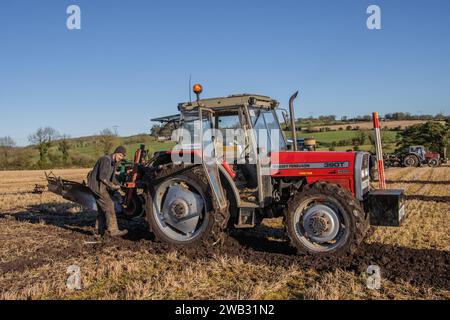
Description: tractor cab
408,146,426,161
175,91,286,209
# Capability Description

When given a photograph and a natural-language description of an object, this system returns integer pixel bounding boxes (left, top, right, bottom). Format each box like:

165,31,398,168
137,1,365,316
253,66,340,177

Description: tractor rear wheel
403,154,419,167
285,182,368,258
144,165,219,246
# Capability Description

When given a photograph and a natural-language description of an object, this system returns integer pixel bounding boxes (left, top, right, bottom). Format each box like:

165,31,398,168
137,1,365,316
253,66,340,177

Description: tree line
300,112,449,123
396,120,449,155
0,127,120,170
1,120,448,171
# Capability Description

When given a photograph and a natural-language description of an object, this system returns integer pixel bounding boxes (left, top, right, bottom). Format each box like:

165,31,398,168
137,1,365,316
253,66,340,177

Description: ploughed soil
1,211,448,292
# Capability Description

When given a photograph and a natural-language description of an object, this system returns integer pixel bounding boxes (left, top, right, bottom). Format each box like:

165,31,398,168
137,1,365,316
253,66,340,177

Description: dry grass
0,166,449,300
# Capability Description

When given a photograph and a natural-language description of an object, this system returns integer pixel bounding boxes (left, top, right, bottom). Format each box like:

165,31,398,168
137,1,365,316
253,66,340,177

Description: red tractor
384,145,444,167
48,86,406,259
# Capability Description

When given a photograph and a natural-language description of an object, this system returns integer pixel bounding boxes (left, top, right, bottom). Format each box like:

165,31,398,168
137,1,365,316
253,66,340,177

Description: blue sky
1,0,449,145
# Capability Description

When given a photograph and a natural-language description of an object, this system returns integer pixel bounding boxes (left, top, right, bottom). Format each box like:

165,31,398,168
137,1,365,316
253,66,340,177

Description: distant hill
49,134,175,159
0,134,175,170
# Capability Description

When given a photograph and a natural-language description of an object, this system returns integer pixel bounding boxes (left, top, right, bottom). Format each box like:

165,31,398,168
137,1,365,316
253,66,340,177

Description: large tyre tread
285,181,368,260
403,154,419,167
144,164,226,247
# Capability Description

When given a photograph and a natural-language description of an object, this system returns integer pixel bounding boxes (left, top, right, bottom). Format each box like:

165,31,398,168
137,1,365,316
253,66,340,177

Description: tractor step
234,207,255,228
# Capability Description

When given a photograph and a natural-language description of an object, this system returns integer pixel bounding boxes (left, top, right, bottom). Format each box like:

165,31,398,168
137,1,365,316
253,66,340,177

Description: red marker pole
372,112,386,189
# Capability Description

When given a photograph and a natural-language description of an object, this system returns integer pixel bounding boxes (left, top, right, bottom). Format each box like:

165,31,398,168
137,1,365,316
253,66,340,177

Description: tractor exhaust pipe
289,91,299,151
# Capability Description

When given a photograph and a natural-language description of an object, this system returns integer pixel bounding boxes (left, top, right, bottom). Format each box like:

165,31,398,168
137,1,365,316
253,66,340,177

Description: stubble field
0,166,449,300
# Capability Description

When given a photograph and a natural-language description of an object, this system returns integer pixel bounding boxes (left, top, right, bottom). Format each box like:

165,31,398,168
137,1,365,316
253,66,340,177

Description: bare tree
112,125,119,136
99,128,116,155
0,136,16,149
28,127,59,165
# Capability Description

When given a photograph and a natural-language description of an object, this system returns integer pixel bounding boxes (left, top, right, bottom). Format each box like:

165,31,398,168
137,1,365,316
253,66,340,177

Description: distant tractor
286,137,317,151
47,85,406,260
384,146,444,167
157,136,172,142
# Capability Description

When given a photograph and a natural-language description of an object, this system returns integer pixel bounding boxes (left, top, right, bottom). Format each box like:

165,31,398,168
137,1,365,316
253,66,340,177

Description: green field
285,130,399,152
24,135,175,168
304,130,396,142
64,135,175,158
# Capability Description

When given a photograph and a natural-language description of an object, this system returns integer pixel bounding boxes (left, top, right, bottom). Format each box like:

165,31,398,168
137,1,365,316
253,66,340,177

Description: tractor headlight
362,168,369,178
355,152,371,201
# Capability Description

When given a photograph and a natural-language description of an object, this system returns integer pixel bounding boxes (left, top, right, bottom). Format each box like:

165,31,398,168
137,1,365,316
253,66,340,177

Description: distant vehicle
157,136,172,142
384,145,444,167
151,114,180,143
286,137,316,151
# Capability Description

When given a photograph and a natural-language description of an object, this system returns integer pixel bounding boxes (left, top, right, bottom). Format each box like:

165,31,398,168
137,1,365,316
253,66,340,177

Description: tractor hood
271,151,358,174
270,151,371,199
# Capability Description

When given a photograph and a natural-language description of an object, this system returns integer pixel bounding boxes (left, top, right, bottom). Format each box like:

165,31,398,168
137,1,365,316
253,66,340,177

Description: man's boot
95,211,107,237
104,204,128,237
108,229,128,237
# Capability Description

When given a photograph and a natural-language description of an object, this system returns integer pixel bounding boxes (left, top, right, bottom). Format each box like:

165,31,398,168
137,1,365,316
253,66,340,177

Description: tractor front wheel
122,194,145,218
427,158,439,167
285,182,368,258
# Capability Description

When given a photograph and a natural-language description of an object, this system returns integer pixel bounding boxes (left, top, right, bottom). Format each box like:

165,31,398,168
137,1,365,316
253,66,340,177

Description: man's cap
113,146,127,155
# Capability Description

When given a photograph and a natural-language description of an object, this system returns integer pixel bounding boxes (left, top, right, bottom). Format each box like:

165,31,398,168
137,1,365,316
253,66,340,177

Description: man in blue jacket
88,146,128,237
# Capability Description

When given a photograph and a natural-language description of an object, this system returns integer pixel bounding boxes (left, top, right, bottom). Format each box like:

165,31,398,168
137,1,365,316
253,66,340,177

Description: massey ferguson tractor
47,85,406,259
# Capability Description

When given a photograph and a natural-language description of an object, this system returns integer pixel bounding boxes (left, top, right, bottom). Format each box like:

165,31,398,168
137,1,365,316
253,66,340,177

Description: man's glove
110,184,121,191
101,179,122,192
